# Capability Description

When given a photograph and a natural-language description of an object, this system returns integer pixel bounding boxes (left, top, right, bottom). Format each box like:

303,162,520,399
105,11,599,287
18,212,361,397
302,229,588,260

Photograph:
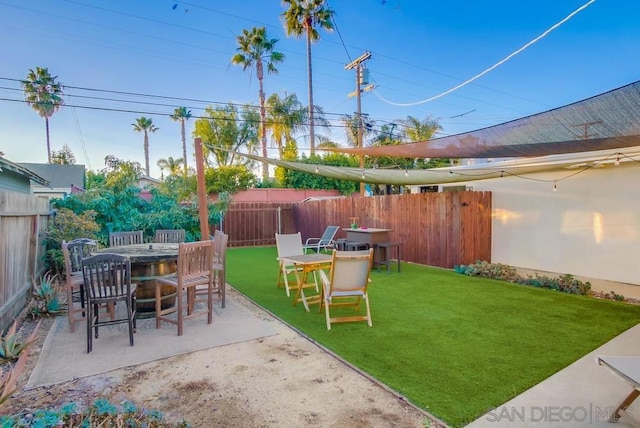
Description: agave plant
30,272,66,318
0,321,34,363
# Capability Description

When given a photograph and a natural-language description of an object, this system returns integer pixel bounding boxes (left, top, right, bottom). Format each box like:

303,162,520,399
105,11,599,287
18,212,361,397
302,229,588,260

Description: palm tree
157,156,184,180
400,115,442,142
170,107,192,175
131,116,158,176
22,66,65,163
281,0,334,156
266,92,307,158
231,26,284,181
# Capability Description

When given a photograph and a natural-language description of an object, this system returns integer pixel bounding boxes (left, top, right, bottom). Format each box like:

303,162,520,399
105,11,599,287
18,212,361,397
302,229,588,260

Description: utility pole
346,51,372,196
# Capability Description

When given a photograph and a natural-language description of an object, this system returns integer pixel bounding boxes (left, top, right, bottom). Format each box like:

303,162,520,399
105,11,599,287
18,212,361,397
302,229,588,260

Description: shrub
455,261,592,296
0,399,190,427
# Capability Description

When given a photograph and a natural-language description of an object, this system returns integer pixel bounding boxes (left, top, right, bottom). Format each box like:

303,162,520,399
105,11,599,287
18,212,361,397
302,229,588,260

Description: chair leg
127,301,134,346
364,294,372,327
86,303,92,353
177,287,184,336
325,297,332,331
93,304,100,339
207,282,213,325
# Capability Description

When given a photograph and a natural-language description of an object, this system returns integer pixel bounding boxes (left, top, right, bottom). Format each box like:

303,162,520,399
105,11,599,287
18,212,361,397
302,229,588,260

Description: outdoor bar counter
96,243,179,314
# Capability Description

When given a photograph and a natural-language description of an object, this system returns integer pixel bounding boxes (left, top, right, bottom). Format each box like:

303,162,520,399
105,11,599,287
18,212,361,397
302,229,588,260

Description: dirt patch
2,291,442,427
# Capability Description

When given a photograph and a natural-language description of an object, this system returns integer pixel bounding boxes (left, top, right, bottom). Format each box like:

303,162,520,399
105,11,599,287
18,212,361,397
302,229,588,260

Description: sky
1,0,639,179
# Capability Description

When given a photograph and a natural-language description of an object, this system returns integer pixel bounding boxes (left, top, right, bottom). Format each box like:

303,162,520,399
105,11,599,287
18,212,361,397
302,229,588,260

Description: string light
361,170,365,179
553,181,558,192
404,169,408,177
614,154,620,166
315,164,319,173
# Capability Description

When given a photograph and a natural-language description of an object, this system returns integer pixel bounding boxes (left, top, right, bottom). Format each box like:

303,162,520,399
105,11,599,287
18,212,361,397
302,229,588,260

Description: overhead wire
372,0,597,107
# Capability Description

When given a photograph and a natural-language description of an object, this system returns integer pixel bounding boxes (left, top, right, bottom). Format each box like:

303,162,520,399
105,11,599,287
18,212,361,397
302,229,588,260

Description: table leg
610,388,640,422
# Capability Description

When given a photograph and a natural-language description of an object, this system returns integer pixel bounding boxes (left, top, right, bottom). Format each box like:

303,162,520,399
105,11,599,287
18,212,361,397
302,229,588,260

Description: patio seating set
275,224,402,330
61,229,229,353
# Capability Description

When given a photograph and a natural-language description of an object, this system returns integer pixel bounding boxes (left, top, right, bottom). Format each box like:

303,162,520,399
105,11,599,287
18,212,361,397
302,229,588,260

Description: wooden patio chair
82,253,137,353
154,229,186,243
156,240,214,336
319,248,374,330
276,232,318,297
109,231,144,247
303,225,340,253
61,239,97,332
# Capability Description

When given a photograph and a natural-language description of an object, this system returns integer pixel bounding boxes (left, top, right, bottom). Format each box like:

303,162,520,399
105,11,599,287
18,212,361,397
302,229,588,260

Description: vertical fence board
0,191,50,331
226,191,491,269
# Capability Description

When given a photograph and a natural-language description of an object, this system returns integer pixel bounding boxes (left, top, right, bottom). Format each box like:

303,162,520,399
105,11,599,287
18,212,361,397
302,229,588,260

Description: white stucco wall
465,161,639,285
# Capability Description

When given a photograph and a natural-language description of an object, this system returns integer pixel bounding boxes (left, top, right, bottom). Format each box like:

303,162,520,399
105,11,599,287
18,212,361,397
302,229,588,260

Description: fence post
277,206,281,234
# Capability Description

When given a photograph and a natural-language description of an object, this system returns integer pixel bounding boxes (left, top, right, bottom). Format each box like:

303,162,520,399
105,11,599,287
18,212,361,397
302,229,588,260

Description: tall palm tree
400,115,442,142
170,107,192,175
231,26,284,181
132,116,158,176
22,66,64,163
157,156,184,180
281,0,334,156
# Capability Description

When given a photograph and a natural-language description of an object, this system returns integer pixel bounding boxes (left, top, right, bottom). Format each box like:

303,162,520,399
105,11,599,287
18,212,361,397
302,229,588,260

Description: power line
372,0,597,107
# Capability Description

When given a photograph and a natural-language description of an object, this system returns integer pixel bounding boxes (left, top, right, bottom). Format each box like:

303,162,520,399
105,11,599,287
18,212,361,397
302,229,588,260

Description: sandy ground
3,290,440,427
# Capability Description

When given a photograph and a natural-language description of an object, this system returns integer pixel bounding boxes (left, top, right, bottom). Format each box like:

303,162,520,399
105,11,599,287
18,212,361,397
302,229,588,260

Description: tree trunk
257,59,269,182
181,120,188,175
306,27,315,156
45,117,51,163
144,131,150,176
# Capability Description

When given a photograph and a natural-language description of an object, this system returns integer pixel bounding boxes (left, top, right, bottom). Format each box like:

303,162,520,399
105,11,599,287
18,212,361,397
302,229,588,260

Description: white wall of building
466,161,639,285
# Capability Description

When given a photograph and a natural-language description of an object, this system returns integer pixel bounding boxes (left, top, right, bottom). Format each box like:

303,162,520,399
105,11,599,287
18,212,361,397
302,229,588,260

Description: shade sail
222,145,640,186
323,80,640,158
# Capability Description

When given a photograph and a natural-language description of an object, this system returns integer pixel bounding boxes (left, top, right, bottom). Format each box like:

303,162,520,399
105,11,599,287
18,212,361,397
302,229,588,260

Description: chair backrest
213,232,229,265
109,231,144,247
275,232,304,259
62,239,98,277
326,249,374,293
176,240,214,282
82,253,133,300
154,229,186,243
320,225,340,242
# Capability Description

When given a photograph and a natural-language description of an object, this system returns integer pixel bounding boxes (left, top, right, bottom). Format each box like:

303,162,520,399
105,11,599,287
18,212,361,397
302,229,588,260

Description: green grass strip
226,246,640,427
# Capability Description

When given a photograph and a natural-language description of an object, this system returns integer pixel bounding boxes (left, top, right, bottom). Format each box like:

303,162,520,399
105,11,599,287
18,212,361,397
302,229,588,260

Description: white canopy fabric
225,146,640,186
322,80,640,159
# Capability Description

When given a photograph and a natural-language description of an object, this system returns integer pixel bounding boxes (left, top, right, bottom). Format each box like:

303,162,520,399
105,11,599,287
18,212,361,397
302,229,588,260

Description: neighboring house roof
0,157,48,185
326,79,640,159
19,163,85,190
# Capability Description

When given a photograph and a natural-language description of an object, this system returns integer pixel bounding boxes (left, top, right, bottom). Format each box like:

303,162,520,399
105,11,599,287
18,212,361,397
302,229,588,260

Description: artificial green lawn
226,246,640,427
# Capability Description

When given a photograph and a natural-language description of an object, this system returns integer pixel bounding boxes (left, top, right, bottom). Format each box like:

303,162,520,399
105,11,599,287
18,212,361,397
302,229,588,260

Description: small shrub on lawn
0,399,191,427
455,261,592,296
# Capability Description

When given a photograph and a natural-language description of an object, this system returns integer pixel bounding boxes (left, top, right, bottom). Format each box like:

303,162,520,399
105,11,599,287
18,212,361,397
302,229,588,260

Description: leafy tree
22,66,64,163
45,207,100,274
98,155,143,193
170,107,192,174
157,156,184,179
204,165,257,194
281,0,334,155
231,26,284,182
50,144,76,165
132,116,158,176
278,153,358,194
193,104,259,168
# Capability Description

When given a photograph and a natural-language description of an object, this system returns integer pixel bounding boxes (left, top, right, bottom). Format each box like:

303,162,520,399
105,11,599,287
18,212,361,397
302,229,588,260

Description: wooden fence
223,191,491,269
223,202,296,247
0,191,50,331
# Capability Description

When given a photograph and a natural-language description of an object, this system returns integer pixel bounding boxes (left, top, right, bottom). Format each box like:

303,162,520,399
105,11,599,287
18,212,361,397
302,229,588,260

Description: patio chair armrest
305,237,321,245
318,270,330,291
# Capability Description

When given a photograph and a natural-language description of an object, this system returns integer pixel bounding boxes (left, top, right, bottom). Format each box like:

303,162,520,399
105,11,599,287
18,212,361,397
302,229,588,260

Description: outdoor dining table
95,243,179,316
345,227,392,260
278,253,332,312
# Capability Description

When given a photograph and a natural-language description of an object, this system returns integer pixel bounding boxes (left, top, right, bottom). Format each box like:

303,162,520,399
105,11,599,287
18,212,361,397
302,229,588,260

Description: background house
0,157,48,193
19,162,85,200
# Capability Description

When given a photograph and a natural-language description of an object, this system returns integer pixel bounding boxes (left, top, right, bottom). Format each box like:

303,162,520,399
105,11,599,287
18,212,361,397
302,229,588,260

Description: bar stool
345,241,370,251
334,238,349,251
375,242,401,273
